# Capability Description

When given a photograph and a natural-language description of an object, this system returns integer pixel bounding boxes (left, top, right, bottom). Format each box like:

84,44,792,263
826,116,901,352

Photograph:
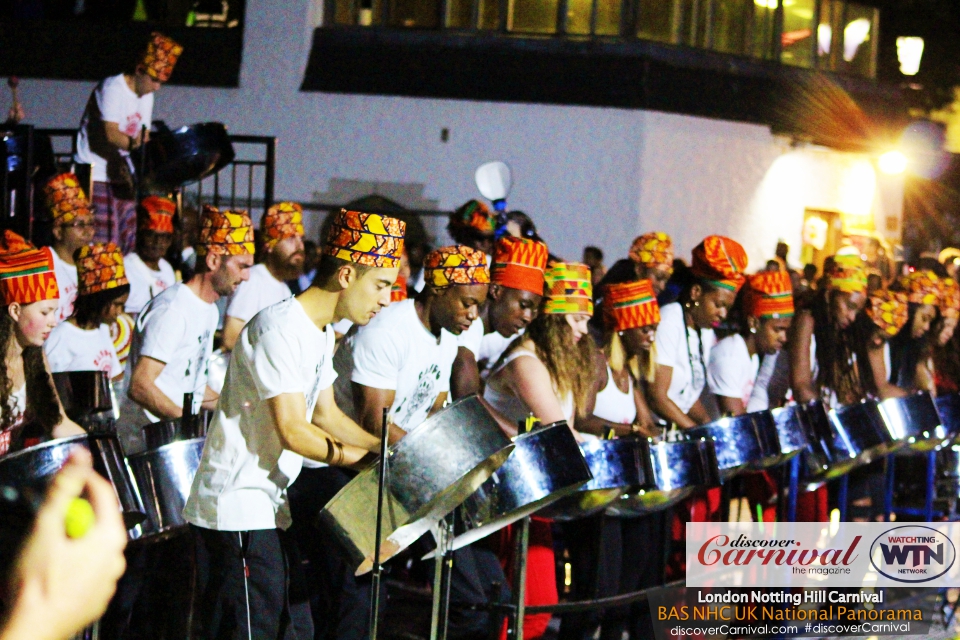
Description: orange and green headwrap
827,253,868,294
44,173,92,225
423,246,490,288
491,236,548,296
603,279,659,332
0,231,59,305
76,243,128,297
196,205,255,257
323,209,406,268
690,235,748,293
900,269,942,306
391,274,408,303
629,232,674,270
866,289,909,337
139,196,175,234
262,202,304,251
941,278,960,320
544,263,593,315
743,271,794,319
450,200,495,237
140,32,182,83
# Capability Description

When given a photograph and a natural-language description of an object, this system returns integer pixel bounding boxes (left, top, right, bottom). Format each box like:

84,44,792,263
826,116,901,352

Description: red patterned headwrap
743,271,794,319
491,236,548,296
900,270,942,306
391,274,408,303
44,173,92,225
628,232,674,270
76,243,128,296
941,278,960,320
139,196,175,234
262,202,305,251
603,280,660,332
140,32,183,82
690,235,748,293
450,200,495,237
866,290,909,337
0,231,59,305
423,246,490,288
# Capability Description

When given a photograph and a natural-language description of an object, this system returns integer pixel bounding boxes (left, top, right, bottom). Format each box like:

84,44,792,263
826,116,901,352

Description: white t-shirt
45,321,122,379
184,299,336,531
124,253,176,315
131,283,218,420
225,263,292,323
334,298,456,432
76,74,154,183
654,302,716,415
707,334,760,407
458,319,517,368
50,250,78,325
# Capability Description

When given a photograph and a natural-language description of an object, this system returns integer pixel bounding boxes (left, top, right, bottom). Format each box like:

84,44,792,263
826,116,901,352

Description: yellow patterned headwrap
628,232,674,270
866,290,909,337
262,202,305,251
44,173,92,225
423,246,490,288
899,269,942,306
76,243,128,296
828,253,868,295
544,262,593,315
140,32,183,82
196,205,255,257
941,278,960,320
323,209,406,268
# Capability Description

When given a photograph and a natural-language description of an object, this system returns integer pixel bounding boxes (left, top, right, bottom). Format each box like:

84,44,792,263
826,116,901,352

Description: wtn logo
870,526,956,583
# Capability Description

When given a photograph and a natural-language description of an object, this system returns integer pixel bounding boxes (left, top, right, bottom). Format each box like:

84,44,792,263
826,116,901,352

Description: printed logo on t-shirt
57,284,77,323
94,349,114,376
392,364,441,428
122,113,143,137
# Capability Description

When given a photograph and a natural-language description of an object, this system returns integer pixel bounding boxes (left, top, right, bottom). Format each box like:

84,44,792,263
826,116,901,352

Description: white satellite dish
475,161,512,209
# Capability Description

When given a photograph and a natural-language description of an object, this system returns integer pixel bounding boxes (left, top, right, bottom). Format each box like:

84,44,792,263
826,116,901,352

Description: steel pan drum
316,396,513,575
935,393,960,442
127,437,205,542
445,421,591,551
880,392,947,453
768,405,809,466
143,122,235,190
0,433,146,530
142,413,209,450
607,436,721,516
52,371,112,421
537,437,646,521
687,412,778,480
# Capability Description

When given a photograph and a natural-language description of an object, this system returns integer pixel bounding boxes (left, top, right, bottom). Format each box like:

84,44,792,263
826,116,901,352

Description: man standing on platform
221,201,305,351
124,195,177,318
76,32,182,253
43,173,96,325
183,209,406,640
119,206,253,454
451,235,548,399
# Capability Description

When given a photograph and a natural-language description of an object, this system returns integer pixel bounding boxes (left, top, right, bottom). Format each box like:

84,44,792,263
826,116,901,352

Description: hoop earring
693,301,700,308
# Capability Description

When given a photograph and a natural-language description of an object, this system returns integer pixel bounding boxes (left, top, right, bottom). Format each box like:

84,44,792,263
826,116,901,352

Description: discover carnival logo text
686,522,960,588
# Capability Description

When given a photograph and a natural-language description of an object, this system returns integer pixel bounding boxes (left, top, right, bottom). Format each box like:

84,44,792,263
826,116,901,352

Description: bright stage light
878,151,908,175
896,37,925,76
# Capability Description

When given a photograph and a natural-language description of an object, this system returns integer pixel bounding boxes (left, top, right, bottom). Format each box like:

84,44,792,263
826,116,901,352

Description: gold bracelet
323,437,335,464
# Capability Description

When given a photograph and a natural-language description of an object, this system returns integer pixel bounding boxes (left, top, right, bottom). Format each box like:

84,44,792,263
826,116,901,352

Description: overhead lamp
896,36,925,76
817,24,832,56
878,151,907,175
843,18,871,62
754,0,794,9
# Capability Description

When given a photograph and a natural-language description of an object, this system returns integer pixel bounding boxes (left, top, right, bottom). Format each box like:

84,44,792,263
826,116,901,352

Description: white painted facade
6,0,903,270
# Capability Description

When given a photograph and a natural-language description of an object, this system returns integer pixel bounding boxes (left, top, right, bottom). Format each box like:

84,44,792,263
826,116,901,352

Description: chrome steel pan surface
316,395,513,575
936,393,960,442
687,412,778,480
127,437,205,542
767,405,809,467
879,392,947,453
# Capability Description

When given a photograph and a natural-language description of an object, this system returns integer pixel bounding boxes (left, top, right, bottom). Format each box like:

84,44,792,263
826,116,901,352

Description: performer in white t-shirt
221,202,305,351
45,243,128,382
123,196,177,317
451,235,548,399
648,236,747,428
184,209,405,639
707,270,794,416
42,173,96,325
75,32,182,253
334,244,490,438
120,207,253,453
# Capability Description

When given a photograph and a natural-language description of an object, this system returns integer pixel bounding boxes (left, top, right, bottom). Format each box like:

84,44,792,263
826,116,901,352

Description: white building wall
6,0,903,270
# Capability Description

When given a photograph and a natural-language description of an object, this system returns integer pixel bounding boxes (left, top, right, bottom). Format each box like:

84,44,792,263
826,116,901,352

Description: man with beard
221,202,305,351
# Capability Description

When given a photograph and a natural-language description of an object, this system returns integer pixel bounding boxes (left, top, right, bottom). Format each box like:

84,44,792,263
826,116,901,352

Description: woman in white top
708,270,794,416
0,232,84,456
45,243,129,383
648,236,749,428
484,262,596,640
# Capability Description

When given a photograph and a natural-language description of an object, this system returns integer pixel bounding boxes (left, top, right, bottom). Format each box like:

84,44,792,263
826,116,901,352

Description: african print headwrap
602,279,659,332
628,232,674,270
941,278,960,320
423,246,490,288
491,236,548,296
544,263,593,315
262,202,305,251
76,243,128,297
196,206,255,257
690,235,748,293
866,290,909,337
391,274,408,303
323,209,406,268
44,173,92,225
743,271,794,319
111,313,135,370
450,200,495,236
139,196,175,234
828,253,868,294
0,231,59,305
140,32,183,83
900,270,942,306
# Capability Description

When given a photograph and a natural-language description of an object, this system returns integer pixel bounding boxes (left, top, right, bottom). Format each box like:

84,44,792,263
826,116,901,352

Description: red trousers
494,518,557,640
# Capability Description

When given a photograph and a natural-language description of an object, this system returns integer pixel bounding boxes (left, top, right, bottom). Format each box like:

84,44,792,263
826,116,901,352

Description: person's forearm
717,396,746,417
576,414,631,437
451,352,481,400
220,317,244,353
686,399,712,426
128,383,181,419
316,410,381,452
647,393,697,429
